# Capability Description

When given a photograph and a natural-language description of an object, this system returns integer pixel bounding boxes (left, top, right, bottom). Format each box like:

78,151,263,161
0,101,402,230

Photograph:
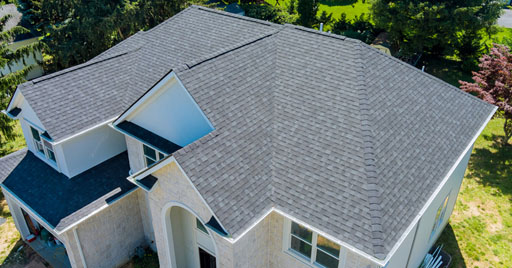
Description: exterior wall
146,160,234,268
65,190,145,268
232,213,270,268
126,75,213,147
385,147,473,268
126,136,145,173
269,211,378,268
60,124,126,177
137,189,156,250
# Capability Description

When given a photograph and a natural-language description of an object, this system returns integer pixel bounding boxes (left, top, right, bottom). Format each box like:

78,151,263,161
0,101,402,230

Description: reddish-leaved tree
460,44,512,145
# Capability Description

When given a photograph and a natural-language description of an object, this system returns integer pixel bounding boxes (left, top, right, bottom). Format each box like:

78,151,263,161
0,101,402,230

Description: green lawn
0,121,26,158
267,0,371,21
437,118,512,268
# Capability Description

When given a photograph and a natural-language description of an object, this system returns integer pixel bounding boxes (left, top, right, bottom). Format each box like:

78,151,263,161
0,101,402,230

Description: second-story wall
59,124,126,177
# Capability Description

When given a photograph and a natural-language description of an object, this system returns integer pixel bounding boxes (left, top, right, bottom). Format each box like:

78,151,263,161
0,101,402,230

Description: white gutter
73,228,87,268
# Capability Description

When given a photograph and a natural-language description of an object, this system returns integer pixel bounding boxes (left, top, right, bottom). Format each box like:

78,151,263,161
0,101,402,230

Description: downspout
73,228,87,268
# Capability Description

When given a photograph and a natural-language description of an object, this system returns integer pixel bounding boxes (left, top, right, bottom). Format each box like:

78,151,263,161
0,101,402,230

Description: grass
0,121,26,158
0,191,22,265
266,0,371,21
436,118,512,267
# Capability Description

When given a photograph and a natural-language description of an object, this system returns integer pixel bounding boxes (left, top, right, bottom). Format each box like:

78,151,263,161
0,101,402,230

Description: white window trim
142,143,165,168
283,218,347,268
28,124,58,169
430,193,450,241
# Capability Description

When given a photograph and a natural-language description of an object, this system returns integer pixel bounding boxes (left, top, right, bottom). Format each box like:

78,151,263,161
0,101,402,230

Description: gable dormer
112,72,213,173
4,91,60,171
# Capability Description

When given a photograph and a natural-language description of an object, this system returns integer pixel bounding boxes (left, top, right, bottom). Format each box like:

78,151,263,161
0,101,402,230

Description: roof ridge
354,41,386,259
181,28,282,70
31,48,139,84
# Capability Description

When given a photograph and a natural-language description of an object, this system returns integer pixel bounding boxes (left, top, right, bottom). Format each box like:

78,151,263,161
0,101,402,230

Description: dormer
4,88,127,178
4,91,61,171
112,72,213,173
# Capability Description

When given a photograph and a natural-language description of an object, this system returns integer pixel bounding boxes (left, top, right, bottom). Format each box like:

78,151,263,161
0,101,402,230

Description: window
30,126,56,164
143,144,165,167
43,140,56,163
430,195,450,240
196,218,208,234
288,221,341,268
30,126,44,153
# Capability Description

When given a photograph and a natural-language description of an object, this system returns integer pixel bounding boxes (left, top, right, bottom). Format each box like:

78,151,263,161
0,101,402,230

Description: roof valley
355,43,386,258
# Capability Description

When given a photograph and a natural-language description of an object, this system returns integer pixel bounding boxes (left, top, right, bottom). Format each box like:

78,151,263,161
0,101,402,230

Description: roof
14,6,278,142
116,121,182,154
169,25,496,258
9,6,496,260
0,149,136,232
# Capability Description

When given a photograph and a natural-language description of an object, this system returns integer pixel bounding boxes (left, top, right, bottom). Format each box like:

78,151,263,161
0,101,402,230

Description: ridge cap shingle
355,41,386,259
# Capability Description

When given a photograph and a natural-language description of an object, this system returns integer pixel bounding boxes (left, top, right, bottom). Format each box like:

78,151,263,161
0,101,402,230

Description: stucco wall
147,160,234,268
126,135,145,173
66,190,145,268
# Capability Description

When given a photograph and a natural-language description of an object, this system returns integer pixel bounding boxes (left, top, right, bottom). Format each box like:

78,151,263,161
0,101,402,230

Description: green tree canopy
0,13,44,144
297,0,318,28
18,0,192,71
371,0,502,58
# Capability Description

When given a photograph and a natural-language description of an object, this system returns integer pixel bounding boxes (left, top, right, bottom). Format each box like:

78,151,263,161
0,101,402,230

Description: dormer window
30,126,56,164
143,144,164,167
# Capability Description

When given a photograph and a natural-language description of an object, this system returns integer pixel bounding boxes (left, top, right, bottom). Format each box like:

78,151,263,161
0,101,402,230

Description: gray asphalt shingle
6,6,496,260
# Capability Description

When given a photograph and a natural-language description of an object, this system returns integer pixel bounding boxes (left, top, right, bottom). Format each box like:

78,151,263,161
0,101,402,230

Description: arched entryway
163,203,217,268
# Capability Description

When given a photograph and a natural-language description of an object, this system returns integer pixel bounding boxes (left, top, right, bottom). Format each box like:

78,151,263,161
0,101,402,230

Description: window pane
158,152,165,160
143,144,156,160
35,142,44,153
30,127,41,141
317,235,340,257
316,249,339,268
145,157,155,167
46,149,56,162
196,218,207,233
290,236,312,259
291,222,312,242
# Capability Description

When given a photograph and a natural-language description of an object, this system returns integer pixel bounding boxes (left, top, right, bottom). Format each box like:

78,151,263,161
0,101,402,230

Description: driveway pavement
498,9,512,28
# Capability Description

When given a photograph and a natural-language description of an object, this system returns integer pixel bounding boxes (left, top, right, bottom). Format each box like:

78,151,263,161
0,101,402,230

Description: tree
0,14,44,145
297,0,318,28
371,0,501,57
332,13,377,44
19,0,191,71
460,44,512,145
315,11,332,29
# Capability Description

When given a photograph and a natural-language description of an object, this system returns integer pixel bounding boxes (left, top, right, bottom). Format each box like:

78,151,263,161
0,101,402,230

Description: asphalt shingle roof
0,149,135,232
171,24,495,258
6,6,496,260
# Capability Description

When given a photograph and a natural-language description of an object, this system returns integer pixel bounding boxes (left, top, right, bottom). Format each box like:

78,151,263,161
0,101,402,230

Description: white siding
385,147,473,268
127,76,213,147
60,124,126,177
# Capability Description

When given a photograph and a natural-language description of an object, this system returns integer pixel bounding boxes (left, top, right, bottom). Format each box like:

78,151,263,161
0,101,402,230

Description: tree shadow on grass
436,224,466,268
466,134,512,197
319,0,357,7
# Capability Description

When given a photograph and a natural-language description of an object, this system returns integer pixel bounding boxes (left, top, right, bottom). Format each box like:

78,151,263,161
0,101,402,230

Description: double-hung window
288,221,341,268
30,126,44,154
30,126,56,164
143,144,165,167
430,194,450,240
